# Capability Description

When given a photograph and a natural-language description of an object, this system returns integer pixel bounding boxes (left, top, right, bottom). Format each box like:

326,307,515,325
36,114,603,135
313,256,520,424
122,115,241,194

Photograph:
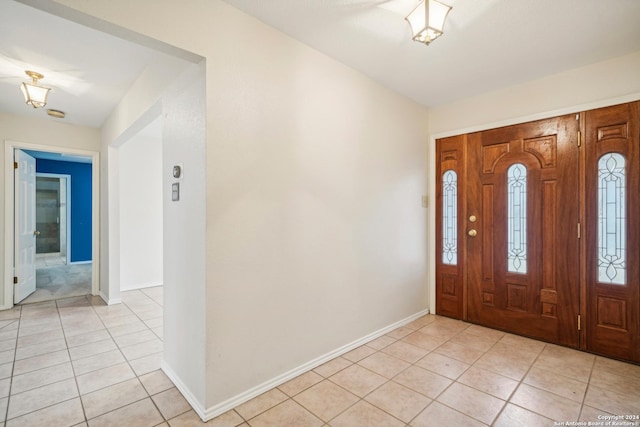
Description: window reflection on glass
507,164,527,273
442,170,457,265
598,153,626,285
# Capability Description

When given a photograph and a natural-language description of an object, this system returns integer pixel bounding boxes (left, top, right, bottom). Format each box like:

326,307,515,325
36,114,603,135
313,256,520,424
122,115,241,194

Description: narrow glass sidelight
597,153,626,284
507,164,527,273
442,170,457,265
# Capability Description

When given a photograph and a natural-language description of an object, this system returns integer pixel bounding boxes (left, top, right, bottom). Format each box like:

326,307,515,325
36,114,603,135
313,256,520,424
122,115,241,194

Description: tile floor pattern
0,290,639,427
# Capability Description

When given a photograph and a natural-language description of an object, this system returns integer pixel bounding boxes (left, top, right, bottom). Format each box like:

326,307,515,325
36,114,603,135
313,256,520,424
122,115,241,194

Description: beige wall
45,0,429,417
0,112,100,308
428,50,640,136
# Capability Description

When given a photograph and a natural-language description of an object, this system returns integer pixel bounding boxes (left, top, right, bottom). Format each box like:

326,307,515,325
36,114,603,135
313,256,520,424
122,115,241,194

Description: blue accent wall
36,159,92,262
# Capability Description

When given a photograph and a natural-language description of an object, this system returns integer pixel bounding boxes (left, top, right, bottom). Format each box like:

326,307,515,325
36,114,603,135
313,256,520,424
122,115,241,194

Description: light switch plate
172,182,180,201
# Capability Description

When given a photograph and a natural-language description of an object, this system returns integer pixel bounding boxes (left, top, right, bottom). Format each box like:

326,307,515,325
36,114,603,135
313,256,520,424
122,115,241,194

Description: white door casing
14,150,37,303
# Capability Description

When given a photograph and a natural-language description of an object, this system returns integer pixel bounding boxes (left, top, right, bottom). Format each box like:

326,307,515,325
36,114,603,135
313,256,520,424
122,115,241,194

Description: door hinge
577,314,581,331
13,276,18,284
577,222,581,239
421,196,428,208
13,162,18,169
577,131,582,147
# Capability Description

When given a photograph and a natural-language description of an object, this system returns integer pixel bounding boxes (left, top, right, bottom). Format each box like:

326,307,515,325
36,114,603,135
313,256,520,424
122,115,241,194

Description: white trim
426,92,640,314
99,291,121,305
121,281,164,291
4,140,100,309
191,309,429,422
35,172,72,264
161,361,207,420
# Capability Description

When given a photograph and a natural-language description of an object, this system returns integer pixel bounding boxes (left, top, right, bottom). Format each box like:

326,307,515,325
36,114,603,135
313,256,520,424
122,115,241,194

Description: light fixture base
25,70,44,81
47,109,65,119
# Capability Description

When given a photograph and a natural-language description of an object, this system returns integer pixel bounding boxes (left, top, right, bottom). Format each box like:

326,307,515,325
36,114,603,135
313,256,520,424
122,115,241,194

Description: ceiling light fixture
47,109,65,119
20,70,51,108
405,0,452,45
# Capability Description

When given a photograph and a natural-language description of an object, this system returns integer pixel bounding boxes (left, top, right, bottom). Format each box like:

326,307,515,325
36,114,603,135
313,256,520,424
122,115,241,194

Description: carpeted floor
20,263,92,304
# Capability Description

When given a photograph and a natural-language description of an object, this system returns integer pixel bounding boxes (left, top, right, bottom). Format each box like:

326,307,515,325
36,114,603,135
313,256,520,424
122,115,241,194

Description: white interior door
14,150,37,304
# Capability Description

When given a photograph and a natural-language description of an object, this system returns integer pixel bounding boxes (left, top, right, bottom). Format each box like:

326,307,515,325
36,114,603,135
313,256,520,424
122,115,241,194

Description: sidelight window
507,164,527,273
597,153,626,284
442,170,457,265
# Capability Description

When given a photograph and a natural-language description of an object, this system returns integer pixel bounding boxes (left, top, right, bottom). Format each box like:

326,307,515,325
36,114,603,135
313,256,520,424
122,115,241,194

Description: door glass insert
442,169,457,265
507,163,527,273
36,177,61,254
598,153,626,284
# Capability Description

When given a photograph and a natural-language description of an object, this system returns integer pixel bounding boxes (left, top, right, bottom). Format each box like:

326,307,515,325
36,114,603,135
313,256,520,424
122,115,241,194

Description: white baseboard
197,309,429,421
69,260,92,265
161,361,208,420
120,282,163,291
99,291,121,305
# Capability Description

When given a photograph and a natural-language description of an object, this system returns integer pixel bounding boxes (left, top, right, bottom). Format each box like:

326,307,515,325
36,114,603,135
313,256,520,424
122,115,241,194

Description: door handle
33,230,40,237
468,229,477,237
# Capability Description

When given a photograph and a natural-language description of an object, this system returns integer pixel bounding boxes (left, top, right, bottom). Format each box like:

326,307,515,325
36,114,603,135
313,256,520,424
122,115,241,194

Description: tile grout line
576,352,598,420
487,339,547,427
58,295,91,425
3,306,21,425
5,302,80,424
57,293,158,424
403,320,490,426
104,292,170,424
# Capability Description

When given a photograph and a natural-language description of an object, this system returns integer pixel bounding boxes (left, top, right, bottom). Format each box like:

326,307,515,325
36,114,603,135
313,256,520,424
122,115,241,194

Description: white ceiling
1,0,639,130
222,0,640,107
0,1,184,128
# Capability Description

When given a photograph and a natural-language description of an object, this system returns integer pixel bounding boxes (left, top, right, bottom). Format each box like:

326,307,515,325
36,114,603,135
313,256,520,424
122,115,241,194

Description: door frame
3,140,100,310
36,173,72,264
427,93,640,315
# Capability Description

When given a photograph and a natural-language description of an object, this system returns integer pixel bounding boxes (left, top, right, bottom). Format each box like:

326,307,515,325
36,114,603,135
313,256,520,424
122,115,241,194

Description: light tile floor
2,288,640,426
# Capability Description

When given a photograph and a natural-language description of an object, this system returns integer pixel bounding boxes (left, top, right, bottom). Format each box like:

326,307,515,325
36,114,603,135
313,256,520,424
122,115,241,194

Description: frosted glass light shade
406,0,452,45
20,72,51,109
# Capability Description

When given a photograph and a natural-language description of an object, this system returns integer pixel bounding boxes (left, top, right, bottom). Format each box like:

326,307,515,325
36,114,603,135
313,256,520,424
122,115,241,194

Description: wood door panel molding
542,303,557,318
441,273,458,297
540,289,558,304
482,143,510,173
524,135,557,168
542,181,557,291
507,284,528,312
596,296,627,331
597,123,628,142
441,150,458,162
482,292,494,306
481,185,494,283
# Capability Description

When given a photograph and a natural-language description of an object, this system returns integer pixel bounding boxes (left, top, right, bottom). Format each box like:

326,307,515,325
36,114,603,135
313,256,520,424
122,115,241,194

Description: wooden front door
435,101,640,362
465,114,580,347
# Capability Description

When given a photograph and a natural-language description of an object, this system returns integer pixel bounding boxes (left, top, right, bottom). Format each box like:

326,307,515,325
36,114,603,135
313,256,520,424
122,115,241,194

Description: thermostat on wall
172,164,182,179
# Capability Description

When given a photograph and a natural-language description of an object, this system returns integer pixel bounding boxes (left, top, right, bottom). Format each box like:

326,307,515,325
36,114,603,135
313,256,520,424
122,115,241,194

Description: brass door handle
468,229,477,237
33,230,40,237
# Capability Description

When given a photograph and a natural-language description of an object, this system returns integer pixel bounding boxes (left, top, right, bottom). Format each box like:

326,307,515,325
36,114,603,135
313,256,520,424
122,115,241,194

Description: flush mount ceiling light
20,70,51,108
405,0,452,45
47,109,65,119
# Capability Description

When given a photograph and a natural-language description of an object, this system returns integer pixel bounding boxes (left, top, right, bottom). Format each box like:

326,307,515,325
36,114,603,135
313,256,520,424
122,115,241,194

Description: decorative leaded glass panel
442,170,457,265
507,164,527,273
597,153,626,284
